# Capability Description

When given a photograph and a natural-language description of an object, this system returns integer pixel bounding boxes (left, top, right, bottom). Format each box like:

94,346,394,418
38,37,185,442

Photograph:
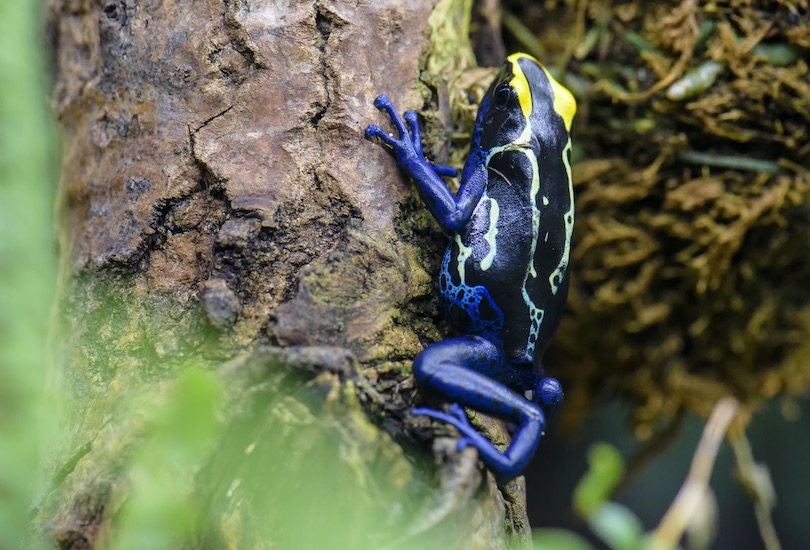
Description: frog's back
440,141,571,364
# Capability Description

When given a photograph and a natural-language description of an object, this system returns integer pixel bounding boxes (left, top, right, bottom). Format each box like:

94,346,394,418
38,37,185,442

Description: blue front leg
366,96,487,235
411,336,550,481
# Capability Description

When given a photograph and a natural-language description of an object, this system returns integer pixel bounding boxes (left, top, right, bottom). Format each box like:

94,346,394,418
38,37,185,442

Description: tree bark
39,0,529,548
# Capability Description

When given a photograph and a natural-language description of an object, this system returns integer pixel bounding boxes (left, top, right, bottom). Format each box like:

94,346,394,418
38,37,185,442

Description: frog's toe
373,95,392,109
456,437,473,452
365,124,383,139
413,405,474,433
365,124,399,148
414,407,459,428
402,110,420,139
403,110,419,135
412,406,446,423
431,163,459,178
447,403,471,425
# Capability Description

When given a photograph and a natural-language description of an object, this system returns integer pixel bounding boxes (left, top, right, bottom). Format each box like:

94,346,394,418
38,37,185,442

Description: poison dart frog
366,53,576,482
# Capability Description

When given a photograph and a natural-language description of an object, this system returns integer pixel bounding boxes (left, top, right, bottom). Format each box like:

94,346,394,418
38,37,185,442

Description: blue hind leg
412,335,549,481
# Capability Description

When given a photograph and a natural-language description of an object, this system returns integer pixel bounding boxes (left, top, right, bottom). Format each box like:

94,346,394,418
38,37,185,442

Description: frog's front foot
365,95,417,157
366,95,458,178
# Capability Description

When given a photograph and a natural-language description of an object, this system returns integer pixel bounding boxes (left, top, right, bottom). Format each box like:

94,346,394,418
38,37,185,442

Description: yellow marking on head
506,53,533,120
542,67,576,132
507,53,577,132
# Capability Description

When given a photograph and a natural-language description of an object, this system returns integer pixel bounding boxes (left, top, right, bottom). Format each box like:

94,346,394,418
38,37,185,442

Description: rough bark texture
41,0,529,548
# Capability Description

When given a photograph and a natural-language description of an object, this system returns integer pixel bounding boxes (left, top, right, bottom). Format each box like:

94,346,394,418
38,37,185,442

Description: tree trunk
38,0,529,548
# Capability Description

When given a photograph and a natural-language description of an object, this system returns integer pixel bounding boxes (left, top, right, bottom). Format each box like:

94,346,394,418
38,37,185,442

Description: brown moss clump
500,0,810,436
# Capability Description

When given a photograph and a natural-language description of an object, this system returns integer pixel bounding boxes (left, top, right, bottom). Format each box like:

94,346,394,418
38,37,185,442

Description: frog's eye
494,84,511,110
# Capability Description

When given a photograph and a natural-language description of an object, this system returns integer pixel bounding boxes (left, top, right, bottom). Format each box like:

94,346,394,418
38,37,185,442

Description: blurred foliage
535,443,651,550
574,444,646,550
112,370,224,549
33,342,456,548
573,443,625,518
537,442,696,550
188,356,429,550
0,0,57,548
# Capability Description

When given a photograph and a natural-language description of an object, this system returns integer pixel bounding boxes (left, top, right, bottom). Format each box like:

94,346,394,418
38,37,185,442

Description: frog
365,53,576,482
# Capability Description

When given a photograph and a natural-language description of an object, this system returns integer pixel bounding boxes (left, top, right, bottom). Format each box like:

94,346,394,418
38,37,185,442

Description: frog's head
478,53,576,151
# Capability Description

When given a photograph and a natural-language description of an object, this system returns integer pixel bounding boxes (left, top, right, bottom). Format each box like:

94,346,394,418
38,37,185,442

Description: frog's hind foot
412,405,492,454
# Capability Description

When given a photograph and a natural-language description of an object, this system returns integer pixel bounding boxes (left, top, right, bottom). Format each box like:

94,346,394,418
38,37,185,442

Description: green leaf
588,502,644,550
573,443,625,519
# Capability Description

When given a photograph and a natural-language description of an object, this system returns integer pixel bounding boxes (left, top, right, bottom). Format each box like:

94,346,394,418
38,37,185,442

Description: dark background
527,398,810,549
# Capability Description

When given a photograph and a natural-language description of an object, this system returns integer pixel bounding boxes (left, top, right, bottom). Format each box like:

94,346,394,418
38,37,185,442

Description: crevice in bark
192,105,235,136
28,433,98,525
49,441,94,495
222,0,269,70
310,2,335,128
123,111,235,276
189,118,228,196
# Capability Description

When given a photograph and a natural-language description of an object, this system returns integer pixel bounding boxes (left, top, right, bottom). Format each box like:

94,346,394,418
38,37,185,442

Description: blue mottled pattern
438,246,504,343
